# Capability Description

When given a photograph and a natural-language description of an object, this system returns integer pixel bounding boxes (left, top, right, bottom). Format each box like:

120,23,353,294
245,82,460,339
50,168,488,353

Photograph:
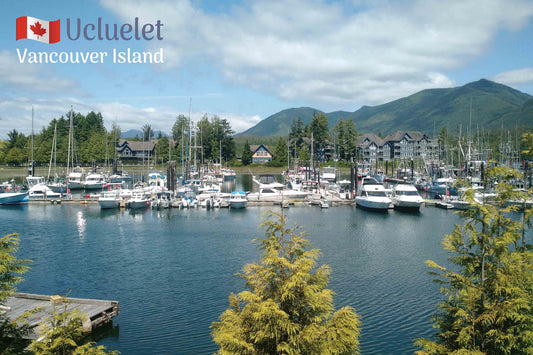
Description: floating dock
4,292,119,340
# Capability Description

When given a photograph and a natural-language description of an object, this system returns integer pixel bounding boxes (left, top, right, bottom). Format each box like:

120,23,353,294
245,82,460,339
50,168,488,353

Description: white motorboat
129,190,151,209
390,184,424,211
28,184,61,199
83,173,107,190
67,168,85,190
26,176,61,199
0,192,29,205
320,166,337,182
355,177,391,211
229,191,247,209
98,190,122,209
152,191,173,209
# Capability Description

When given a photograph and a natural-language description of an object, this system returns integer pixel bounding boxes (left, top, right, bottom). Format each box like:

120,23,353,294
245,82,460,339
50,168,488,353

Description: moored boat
390,183,424,211
98,190,122,209
83,173,107,190
355,177,391,212
0,192,29,205
129,190,151,209
229,191,247,209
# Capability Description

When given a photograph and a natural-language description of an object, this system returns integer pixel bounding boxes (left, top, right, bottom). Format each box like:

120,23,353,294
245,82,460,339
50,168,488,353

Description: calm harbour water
0,178,466,354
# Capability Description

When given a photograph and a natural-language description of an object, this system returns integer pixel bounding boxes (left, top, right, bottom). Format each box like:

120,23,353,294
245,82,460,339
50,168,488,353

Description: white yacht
129,190,151,209
152,191,173,209
26,176,61,199
83,173,107,190
390,184,424,211
98,190,122,209
355,177,391,211
229,191,247,209
67,168,85,190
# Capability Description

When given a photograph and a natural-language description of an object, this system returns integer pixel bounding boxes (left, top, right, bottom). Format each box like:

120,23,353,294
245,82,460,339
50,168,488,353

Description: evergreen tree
272,137,288,166
172,114,189,143
298,146,310,165
154,137,171,165
29,299,119,355
521,132,533,159
309,112,329,154
289,118,307,155
333,118,357,161
211,212,361,354
241,141,253,166
415,165,533,355
0,234,33,354
142,123,154,141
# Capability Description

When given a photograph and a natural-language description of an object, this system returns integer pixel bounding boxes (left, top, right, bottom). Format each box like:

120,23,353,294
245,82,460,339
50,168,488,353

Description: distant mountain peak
238,79,532,137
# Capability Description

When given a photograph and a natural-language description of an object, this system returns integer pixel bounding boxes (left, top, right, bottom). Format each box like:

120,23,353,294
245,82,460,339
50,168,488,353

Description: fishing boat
83,173,107,190
320,166,337,183
152,191,173,209
26,176,61,199
390,183,424,211
355,177,391,211
0,192,29,205
67,168,85,190
98,190,122,209
129,190,151,209
28,184,61,199
229,191,247,209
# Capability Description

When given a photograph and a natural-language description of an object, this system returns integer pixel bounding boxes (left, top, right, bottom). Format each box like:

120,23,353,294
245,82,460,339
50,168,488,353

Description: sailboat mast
67,108,72,174
30,106,34,176
48,123,57,180
188,98,192,179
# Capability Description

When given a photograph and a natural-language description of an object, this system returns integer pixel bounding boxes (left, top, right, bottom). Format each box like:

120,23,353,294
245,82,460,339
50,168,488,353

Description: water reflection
76,210,86,239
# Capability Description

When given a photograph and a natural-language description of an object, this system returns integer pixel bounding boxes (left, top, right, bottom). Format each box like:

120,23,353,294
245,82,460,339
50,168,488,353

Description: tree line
239,112,358,167
0,111,237,168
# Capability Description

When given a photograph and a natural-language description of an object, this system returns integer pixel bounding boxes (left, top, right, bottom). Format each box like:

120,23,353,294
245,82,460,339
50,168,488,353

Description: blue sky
2,0,533,139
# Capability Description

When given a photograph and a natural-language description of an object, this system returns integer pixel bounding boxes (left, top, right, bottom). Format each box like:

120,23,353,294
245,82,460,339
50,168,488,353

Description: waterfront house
357,133,385,162
382,131,434,160
250,144,273,164
357,131,435,162
116,139,157,162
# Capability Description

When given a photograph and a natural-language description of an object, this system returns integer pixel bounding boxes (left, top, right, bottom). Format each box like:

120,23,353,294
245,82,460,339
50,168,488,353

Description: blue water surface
0,200,462,354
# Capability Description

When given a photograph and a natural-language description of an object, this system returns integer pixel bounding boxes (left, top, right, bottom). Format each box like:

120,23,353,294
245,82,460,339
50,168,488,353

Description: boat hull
84,183,104,190
355,197,390,211
392,198,423,211
129,200,150,209
98,200,120,209
229,200,247,209
0,193,29,205
67,181,84,190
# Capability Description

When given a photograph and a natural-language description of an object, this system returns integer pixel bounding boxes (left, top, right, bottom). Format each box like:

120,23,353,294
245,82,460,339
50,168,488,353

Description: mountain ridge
238,79,532,137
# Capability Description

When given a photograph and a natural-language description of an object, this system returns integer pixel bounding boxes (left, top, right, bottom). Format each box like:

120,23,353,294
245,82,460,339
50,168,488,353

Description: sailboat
47,123,67,193
65,109,85,190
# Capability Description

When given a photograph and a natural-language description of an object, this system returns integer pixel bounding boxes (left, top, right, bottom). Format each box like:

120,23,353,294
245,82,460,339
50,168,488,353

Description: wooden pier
3,292,119,340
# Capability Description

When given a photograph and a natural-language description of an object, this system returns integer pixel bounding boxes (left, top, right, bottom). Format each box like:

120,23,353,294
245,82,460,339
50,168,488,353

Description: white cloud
0,96,262,140
492,68,533,86
101,0,533,105
0,50,85,95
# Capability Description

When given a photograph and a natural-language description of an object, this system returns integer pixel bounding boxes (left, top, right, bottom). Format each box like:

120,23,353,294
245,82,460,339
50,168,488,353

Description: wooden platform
3,292,119,340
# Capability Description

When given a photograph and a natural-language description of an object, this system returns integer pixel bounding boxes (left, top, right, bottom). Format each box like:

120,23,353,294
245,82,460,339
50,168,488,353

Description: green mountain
238,79,533,137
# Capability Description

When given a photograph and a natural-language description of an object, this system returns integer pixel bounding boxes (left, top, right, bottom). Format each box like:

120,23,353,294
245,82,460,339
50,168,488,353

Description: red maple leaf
30,21,47,37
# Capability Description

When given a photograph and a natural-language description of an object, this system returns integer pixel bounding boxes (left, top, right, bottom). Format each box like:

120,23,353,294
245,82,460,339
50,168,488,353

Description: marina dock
4,292,119,340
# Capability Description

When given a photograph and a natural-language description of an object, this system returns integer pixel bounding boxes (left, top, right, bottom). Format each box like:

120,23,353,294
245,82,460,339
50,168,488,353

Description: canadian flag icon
16,16,60,44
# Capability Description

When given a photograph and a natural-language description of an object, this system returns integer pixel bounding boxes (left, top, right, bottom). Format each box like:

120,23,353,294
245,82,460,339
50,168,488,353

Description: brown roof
357,133,384,147
119,140,156,152
250,144,273,155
